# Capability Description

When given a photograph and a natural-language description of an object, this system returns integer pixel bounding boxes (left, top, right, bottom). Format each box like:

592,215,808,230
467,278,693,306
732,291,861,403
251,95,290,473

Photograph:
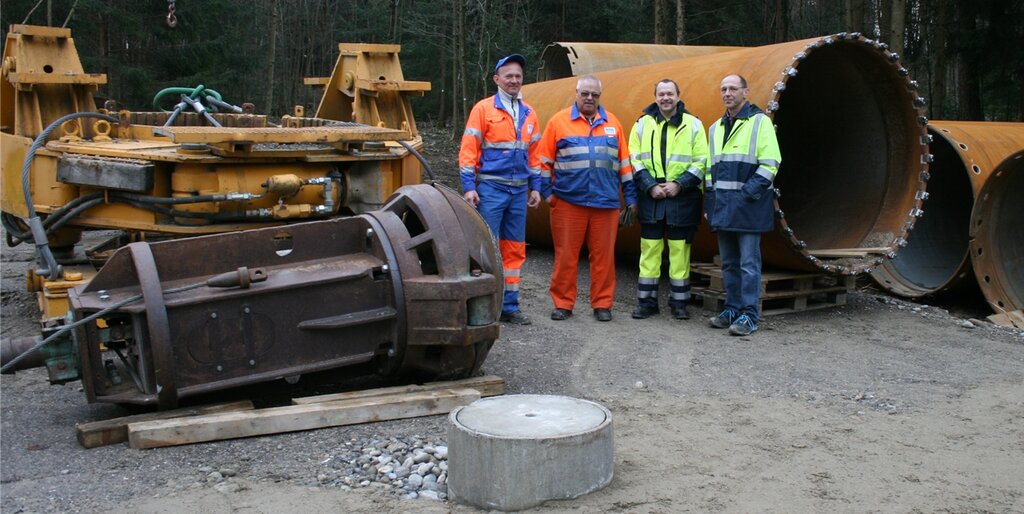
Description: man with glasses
459,54,543,325
537,75,638,322
704,74,782,336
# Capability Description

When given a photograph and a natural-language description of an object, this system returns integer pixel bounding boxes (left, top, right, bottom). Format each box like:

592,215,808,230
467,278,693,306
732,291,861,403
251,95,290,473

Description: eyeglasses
578,91,601,98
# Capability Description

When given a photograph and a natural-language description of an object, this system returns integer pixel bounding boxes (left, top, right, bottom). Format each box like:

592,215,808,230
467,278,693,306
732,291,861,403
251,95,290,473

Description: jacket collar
491,90,525,113
642,100,687,125
571,103,608,124
722,101,762,123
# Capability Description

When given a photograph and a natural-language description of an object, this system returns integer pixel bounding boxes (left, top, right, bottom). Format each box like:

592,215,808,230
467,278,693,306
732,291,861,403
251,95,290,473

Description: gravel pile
317,435,450,501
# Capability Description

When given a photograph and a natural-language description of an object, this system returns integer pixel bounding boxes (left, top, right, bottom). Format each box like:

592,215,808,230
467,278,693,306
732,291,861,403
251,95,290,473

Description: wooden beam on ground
809,247,892,258
291,375,504,405
75,400,254,449
127,388,481,449
988,310,1024,328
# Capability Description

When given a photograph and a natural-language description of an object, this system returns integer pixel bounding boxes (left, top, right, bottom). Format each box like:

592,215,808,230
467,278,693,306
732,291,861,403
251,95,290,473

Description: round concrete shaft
447,394,614,511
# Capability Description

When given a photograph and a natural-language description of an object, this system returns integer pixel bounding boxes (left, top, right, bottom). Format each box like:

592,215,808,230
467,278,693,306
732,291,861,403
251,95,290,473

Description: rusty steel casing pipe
970,150,1024,313
537,42,741,81
67,183,502,408
522,33,929,275
872,121,1024,299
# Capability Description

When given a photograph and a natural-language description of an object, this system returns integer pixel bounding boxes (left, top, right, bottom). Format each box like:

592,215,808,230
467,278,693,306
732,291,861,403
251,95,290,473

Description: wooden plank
291,375,504,405
988,310,1024,328
128,389,481,449
75,400,254,449
809,247,892,258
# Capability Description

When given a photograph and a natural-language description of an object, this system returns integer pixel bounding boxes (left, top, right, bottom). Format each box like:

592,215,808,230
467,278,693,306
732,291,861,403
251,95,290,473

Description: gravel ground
2,123,1024,513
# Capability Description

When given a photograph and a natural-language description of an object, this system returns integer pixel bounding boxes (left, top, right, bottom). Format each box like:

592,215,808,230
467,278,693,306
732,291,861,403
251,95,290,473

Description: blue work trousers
476,180,528,314
717,231,762,321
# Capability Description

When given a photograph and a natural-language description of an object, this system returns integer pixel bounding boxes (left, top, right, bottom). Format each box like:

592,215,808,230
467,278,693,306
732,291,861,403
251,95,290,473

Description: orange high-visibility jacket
459,94,542,193
537,104,637,208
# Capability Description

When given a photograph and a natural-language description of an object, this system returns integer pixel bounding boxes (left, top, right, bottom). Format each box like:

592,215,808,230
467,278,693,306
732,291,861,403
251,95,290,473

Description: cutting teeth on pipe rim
898,67,910,76
913,97,927,107
794,52,807,61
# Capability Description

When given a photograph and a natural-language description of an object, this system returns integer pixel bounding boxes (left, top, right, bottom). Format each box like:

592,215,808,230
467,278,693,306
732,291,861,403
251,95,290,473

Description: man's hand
527,190,541,208
546,195,556,205
663,182,681,198
650,185,666,200
463,190,480,207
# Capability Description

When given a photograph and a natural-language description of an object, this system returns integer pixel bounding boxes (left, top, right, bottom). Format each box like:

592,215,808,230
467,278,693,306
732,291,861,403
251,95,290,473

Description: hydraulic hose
0,280,208,374
20,112,118,280
325,120,435,181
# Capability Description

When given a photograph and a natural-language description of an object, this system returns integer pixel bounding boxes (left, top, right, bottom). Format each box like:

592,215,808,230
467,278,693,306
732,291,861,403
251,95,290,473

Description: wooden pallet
690,263,854,316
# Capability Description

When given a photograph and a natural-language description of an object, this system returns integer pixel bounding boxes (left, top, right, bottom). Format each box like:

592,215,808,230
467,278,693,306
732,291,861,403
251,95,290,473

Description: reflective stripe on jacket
459,94,542,193
704,102,781,233
537,104,637,209
629,101,709,227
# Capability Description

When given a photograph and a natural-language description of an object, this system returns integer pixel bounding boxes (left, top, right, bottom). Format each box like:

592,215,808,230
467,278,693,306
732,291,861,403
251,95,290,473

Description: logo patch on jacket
604,127,616,135
527,124,534,133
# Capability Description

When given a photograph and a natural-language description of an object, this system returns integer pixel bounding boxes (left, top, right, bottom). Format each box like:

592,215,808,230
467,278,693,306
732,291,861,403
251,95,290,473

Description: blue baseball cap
494,54,526,74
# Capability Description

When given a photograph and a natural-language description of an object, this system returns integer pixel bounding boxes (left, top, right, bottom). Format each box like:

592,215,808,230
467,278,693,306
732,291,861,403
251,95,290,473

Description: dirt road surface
2,126,1023,513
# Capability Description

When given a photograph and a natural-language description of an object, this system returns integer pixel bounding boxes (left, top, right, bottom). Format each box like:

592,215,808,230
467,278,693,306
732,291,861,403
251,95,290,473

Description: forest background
2,0,1022,136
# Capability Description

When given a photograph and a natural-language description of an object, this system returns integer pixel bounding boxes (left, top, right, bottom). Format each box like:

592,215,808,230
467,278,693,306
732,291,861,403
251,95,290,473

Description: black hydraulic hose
0,280,207,374
111,191,263,205
43,197,106,234
42,191,105,229
396,140,436,181
325,120,436,181
2,213,31,245
114,197,265,222
21,112,118,279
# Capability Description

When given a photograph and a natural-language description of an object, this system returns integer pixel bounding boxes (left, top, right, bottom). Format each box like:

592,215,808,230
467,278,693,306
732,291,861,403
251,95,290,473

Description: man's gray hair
576,75,602,91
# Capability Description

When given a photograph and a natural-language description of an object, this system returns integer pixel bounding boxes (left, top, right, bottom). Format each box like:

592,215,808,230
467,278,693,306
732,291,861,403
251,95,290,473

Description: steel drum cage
68,184,503,408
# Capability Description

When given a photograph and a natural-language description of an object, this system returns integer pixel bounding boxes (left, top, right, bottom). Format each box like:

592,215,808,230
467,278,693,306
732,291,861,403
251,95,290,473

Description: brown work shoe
593,308,612,322
550,308,573,321
500,311,532,325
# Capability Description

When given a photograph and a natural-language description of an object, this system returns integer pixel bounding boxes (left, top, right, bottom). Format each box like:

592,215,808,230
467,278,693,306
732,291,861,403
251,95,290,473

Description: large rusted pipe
970,150,1024,313
522,33,929,275
872,121,1024,298
537,42,741,81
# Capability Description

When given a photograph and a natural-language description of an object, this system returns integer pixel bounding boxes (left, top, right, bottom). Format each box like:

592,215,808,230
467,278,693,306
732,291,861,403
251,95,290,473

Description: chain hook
166,0,178,28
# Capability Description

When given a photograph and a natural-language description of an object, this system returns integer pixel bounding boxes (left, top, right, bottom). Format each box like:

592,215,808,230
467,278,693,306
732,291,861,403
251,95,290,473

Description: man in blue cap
459,54,543,325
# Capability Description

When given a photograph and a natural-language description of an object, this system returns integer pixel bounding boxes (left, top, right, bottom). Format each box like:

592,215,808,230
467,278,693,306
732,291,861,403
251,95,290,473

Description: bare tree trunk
654,0,664,44
266,0,279,114
954,1,983,119
879,0,892,44
774,0,788,42
928,1,948,118
890,0,906,53
845,0,865,33
675,0,685,44
437,52,448,125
